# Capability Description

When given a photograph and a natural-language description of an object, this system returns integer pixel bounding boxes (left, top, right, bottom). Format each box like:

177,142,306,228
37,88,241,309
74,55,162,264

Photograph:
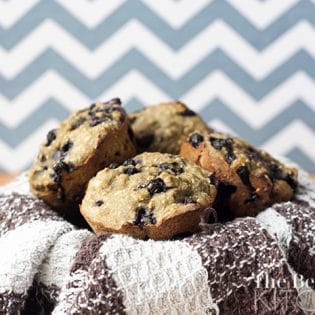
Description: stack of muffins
29,98,298,240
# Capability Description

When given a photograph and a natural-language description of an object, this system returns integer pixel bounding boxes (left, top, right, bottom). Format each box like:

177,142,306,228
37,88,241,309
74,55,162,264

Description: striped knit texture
0,167,314,314
0,0,315,172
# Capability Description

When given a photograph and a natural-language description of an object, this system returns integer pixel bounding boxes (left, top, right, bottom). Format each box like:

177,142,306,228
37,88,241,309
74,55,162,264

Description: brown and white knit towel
0,168,314,315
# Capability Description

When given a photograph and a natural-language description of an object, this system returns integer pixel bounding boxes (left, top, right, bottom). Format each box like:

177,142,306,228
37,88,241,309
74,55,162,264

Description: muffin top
186,132,298,190
180,131,298,216
30,98,126,186
129,101,212,154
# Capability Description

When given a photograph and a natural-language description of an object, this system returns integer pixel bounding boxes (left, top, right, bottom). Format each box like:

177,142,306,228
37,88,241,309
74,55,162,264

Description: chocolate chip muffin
128,101,212,154
180,132,298,217
29,98,137,213
81,152,217,240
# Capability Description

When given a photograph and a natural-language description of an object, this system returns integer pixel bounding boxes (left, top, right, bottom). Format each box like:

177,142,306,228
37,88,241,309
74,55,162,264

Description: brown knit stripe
62,233,126,314
70,233,112,273
22,280,60,315
185,218,304,315
273,201,315,289
0,193,64,237
0,291,27,315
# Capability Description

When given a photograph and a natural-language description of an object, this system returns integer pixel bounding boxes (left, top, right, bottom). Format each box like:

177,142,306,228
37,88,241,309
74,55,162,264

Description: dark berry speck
95,200,104,207
179,108,196,116
209,137,236,164
246,147,262,162
54,161,74,174
269,164,297,191
109,98,121,105
189,133,204,148
89,116,109,127
133,207,156,226
109,163,119,169
61,140,73,153
157,162,184,175
89,103,96,110
236,165,260,204
236,165,252,189
123,167,139,175
147,178,167,195
45,129,56,146
123,159,136,166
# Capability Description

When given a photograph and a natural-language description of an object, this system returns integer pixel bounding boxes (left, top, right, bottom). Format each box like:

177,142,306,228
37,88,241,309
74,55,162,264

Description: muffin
81,152,217,240
180,132,298,217
29,98,136,213
129,101,212,154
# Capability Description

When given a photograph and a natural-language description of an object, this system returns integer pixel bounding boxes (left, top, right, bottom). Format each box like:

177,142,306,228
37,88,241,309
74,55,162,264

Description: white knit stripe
38,229,92,289
100,234,219,315
256,207,292,253
0,172,30,195
52,268,88,315
0,220,73,294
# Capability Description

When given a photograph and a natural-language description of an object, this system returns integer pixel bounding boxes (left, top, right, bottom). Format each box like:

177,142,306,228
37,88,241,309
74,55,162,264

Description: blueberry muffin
128,101,212,154
29,98,137,213
81,152,217,240
180,132,298,217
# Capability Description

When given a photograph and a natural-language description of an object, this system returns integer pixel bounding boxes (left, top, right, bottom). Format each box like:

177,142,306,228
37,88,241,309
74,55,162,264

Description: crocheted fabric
0,168,314,315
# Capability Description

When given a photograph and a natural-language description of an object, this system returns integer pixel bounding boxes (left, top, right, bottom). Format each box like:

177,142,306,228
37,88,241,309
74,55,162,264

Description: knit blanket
0,168,314,315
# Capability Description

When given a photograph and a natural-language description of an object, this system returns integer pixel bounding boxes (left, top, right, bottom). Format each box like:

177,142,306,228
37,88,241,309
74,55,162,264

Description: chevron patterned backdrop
1,0,315,172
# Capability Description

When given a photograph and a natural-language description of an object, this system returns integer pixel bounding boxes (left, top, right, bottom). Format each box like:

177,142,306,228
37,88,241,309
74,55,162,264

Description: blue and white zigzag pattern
1,0,315,172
